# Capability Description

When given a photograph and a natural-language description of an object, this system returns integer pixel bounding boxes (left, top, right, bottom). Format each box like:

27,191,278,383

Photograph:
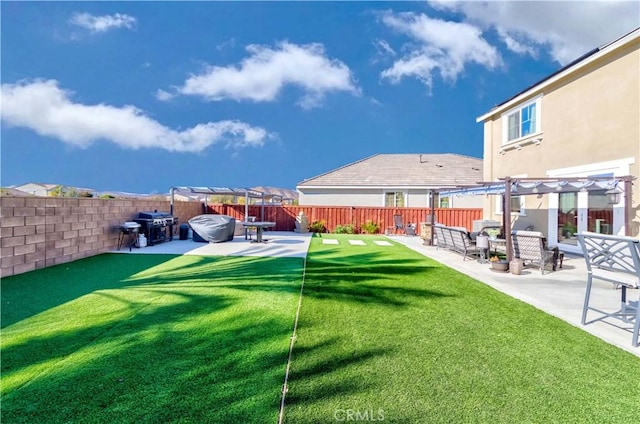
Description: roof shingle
297,154,483,188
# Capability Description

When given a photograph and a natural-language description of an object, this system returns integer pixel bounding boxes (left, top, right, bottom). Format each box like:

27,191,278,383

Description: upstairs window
503,97,541,143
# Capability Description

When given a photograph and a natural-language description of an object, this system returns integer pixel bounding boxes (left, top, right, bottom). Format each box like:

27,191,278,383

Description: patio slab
111,231,312,259
390,235,640,357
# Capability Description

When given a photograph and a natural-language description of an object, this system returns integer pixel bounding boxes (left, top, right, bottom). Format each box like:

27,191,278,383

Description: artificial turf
3,237,640,423
1,253,304,423
282,234,640,423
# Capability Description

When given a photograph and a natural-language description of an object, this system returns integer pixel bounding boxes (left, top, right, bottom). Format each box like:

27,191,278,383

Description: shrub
309,220,326,233
360,220,380,234
334,224,355,234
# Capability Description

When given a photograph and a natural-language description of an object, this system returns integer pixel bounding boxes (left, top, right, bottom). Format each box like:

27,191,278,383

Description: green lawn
283,234,640,423
2,236,639,423
1,253,304,423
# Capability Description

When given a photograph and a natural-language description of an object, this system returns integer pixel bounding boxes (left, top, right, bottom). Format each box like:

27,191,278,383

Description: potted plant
489,255,509,271
486,228,501,240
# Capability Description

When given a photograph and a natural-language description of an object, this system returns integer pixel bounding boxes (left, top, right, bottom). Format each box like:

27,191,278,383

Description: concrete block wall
0,196,204,278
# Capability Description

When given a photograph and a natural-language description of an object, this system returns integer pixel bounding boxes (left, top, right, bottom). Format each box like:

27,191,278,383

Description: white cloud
374,39,396,57
1,79,274,153
379,11,501,90
155,89,174,101
172,41,360,109
69,12,136,33
429,0,640,65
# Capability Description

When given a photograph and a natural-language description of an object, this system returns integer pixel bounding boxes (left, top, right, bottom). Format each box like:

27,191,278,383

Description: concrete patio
391,235,640,357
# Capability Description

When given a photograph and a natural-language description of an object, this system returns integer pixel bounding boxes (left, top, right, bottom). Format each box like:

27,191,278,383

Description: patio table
242,221,276,243
489,237,507,257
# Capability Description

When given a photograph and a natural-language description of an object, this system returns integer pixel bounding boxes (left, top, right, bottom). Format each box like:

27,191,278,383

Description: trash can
179,223,189,240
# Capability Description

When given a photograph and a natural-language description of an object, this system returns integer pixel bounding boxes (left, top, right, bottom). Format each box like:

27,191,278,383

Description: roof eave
476,28,640,123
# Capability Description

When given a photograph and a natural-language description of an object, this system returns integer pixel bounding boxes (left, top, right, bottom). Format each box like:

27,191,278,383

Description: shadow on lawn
216,252,450,307
1,304,295,423
1,252,309,423
1,253,301,328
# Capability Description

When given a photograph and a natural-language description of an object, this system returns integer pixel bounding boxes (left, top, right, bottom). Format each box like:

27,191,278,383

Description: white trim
494,174,527,216
501,95,542,145
477,29,639,122
546,157,635,178
298,185,454,190
548,160,632,248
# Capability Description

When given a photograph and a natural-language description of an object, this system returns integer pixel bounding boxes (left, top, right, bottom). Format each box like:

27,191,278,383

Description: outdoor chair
511,230,563,274
577,232,640,347
393,214,405,235
244,216,257,240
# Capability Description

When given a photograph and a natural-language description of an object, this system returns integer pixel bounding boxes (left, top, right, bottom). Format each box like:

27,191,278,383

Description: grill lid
138,211,172,220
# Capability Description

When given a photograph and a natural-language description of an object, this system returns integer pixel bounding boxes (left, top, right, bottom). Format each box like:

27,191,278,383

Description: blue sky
2,1,638,194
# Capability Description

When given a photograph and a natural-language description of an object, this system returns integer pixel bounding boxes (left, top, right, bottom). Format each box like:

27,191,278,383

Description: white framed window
385,192,405,207
439,196,450,208
495,195,525,215
495,175,526,215
502,96,541,144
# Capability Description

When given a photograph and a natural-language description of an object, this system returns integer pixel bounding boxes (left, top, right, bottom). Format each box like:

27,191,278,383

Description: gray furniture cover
188,214,235,243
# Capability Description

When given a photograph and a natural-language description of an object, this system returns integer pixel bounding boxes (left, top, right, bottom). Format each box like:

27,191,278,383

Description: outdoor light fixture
532,183,540,194
606,188,622,205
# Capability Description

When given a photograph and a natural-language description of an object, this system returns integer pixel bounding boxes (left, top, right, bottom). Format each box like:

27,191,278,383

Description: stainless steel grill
134,211,178,246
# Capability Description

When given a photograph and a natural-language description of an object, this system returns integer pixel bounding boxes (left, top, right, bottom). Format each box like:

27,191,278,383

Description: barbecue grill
134,211,178,246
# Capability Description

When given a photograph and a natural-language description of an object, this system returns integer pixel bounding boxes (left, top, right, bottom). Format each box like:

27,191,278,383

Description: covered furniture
511,230,563,274
577,232,640,347
188,214,235,243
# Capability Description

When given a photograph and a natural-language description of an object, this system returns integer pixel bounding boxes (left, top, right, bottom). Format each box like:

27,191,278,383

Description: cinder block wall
0,196,204,278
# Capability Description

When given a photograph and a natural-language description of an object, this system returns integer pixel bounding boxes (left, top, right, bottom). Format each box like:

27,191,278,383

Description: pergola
438,175,635,262
170,186,267,222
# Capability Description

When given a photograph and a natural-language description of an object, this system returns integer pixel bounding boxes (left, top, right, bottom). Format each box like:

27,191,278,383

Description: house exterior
14,182,95,197
13,183,60,196
297,153,484,208
477,28,639,254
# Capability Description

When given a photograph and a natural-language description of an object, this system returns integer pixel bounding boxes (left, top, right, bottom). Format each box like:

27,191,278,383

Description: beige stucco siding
481,34,639,237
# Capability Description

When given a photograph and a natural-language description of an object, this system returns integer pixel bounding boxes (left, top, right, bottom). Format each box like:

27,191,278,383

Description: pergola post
169,187,175,216
624,177,632,237
503,177,512,262
429,189,436,246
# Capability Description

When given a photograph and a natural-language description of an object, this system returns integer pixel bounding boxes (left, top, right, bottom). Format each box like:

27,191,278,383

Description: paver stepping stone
348,240,366,245
373,240,393,246
322,239,339,245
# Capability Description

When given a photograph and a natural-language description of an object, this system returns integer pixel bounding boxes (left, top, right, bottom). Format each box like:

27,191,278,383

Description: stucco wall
482,36,639,237
0,196,204,277
299,188,484,208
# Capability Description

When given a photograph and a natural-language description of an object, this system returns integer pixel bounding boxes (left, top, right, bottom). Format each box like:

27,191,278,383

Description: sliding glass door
557,190,614,248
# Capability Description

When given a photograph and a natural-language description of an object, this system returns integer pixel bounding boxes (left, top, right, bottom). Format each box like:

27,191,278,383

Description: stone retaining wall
0,196,204,277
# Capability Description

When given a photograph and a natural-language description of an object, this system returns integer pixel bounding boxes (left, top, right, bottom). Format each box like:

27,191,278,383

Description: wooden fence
208,204,483,233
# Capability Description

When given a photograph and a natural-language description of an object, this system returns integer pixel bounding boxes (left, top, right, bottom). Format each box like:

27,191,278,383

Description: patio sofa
434,224,480,260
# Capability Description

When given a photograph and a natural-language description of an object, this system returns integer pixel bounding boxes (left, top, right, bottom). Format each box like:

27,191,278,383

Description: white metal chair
577,231,640,347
